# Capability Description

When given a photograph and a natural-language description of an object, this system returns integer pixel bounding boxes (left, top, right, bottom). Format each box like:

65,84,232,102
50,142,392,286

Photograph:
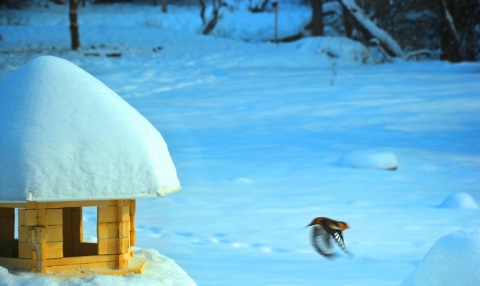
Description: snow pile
0,248,196,286
438,192,480,210
401,227,480,286
337,149,398,170
0,56,180,202
288,36,373,64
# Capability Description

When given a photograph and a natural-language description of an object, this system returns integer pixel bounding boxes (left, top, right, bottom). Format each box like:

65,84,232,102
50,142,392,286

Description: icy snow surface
401,227,480,286
0,3,480,286
0,56,180,201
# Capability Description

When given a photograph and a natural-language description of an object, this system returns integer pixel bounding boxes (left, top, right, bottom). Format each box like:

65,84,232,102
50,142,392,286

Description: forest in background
1,0,479,62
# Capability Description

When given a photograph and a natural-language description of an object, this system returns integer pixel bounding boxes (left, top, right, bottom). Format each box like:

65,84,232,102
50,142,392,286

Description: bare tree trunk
162,0,167,13
202,0,221,35
69,0,80,50
199,0,206,25
310,0,324,36
341,2,353,38
438,0,462,62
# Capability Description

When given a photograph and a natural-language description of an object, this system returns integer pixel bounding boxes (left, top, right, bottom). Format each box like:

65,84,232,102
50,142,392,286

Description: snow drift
0,56,180,202
438,192,479,210
401,227,480,286
337,149,398,170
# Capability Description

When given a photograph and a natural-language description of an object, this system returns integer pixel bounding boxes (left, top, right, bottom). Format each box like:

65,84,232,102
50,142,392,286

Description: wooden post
129,200,136,248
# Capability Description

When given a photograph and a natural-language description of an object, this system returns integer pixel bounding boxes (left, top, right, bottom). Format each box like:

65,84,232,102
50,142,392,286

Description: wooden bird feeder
0,199,143,276
0,56,181,277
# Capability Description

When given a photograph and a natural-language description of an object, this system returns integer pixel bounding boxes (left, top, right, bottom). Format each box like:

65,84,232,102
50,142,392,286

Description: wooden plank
36,227,47,273
46,254,117,266
45,225,63,242
98,206,117,223
45,200,117,209
0,209,15,243
121,221,130,238
45,241,63,259
120,206,130,222
76,242,97,256
0,257,36,270
0,207,15,217
98,238,119,255
70,207,82,227
98,222,119,239
117,201,127,255
63,208,72,257
18,209,37,226
18,226,30,242
47,260,118,273
18,242,33,259
45,209,63,226
0,202,26,208
0,213,14,243
118,253,129,270
130,200,136,246
45,258,145,277
36,203,47,226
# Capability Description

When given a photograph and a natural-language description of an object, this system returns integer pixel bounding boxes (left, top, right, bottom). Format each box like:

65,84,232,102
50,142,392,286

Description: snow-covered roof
0,56,180,202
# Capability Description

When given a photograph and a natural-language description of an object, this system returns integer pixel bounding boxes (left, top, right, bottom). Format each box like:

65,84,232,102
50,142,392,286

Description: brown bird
307,217,352,259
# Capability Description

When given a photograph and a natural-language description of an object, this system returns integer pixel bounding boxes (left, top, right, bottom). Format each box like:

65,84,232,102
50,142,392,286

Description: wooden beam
46,258,146,277
130,200,136,246
0,202,26,208
46,254,117,267
98,206,117,223
45,200,117,209
0,257,36,270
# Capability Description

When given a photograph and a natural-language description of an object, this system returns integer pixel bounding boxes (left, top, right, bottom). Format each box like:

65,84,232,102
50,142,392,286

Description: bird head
338,221,350,230
306,217,350,231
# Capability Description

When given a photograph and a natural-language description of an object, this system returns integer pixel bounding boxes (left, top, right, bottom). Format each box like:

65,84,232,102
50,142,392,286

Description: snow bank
337,149,398,170
438,192,479,210
401,227,480,286
0,248,196,286
287,36,373,64
0,56,180,202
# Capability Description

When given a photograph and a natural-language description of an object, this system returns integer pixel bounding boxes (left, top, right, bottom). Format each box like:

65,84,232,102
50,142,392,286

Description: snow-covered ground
1,3,480,285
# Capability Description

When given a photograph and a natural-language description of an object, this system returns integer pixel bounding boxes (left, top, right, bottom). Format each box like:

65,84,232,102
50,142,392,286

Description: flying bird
306,217,352,259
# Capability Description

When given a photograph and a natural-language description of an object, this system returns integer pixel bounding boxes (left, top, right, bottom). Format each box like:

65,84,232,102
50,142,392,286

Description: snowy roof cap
0,56,180,202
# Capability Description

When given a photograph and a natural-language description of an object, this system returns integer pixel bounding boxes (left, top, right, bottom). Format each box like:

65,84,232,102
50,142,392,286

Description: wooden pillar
98,200,131,269
18,202,63,273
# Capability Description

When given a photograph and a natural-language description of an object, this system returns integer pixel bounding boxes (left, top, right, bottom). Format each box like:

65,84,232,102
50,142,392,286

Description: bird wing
331,230,352,256
311,226,336,259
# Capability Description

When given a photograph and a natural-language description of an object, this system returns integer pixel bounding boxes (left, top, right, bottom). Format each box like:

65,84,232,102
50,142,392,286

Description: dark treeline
1,0,479,62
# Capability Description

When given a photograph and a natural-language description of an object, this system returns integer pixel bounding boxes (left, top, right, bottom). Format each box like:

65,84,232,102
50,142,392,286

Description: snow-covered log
338,0,404,59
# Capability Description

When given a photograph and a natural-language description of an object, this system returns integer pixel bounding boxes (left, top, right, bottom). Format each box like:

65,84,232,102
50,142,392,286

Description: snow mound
0,248,197,286
337,149,398,170
0,56,180,202
438,192,479,210
401,227,480,286
289,37,373,64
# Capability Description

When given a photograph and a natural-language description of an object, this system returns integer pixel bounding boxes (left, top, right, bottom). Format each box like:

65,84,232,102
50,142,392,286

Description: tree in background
69,0,81,50
439,0,479,62
310,0,324,36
